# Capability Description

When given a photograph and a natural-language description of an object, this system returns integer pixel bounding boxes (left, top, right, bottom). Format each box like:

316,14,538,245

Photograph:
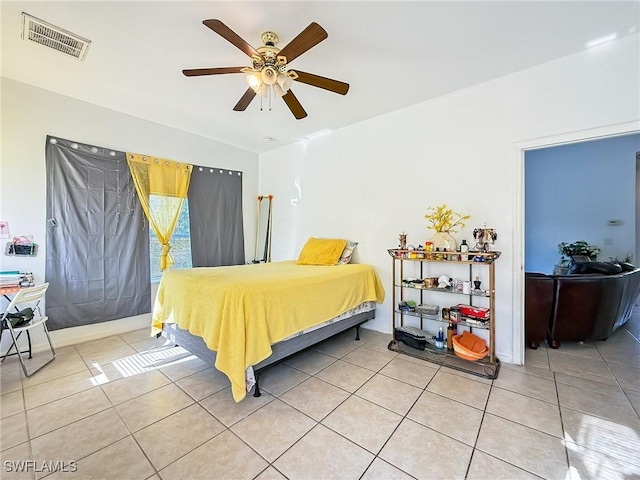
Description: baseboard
496,350,514,365
27,313,152,353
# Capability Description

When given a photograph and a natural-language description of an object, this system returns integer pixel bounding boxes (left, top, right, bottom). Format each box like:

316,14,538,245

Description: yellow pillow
296,237,347,266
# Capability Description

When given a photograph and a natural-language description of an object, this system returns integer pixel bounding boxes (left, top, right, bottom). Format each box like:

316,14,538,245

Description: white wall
259,34,640,364
0,78,259,349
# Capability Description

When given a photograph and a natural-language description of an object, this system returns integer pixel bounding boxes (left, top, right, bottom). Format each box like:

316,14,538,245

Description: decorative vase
430,231,457,252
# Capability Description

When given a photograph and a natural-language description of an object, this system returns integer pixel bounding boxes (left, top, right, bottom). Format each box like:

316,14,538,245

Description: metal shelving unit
387,249,501,379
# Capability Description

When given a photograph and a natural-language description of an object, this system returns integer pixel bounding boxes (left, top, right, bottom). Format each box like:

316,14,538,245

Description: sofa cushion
620,262,635,272
568,261,622,275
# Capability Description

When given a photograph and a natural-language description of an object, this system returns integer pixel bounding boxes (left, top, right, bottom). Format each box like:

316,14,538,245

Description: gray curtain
45,136,151,330
188,166,245,267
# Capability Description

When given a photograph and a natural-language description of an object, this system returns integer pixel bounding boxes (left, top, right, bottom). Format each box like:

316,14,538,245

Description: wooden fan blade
233,88,257,111
293,70,349,95
282,89,307,119
182,67,246,77
279,22,327,63
203,19,259,58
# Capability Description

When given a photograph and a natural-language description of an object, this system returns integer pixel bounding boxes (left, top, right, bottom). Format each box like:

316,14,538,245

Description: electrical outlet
604,238,613,245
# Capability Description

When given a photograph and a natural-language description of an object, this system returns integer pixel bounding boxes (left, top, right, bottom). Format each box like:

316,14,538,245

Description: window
149,198,192,282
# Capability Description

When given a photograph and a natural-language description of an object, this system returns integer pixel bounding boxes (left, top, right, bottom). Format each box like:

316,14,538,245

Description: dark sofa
525,268,640,349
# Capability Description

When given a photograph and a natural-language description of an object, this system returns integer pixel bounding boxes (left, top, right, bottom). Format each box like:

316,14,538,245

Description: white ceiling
2,1,638,154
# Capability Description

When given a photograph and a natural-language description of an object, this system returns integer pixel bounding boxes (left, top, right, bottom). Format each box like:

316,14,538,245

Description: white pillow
339,241,358,264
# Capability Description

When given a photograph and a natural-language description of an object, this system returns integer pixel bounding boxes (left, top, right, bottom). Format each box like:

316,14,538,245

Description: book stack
0,271,24,291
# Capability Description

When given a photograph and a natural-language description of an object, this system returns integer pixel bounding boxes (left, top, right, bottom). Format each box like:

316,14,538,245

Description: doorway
636,153,640,266
525,133,639,273
513,122,640,365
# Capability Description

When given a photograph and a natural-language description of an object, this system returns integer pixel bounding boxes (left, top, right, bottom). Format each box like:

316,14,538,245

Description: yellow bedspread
152,261,385,402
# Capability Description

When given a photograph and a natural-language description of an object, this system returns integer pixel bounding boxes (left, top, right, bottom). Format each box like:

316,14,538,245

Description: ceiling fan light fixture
272,83,286,98
276,73,292,92
247,72,261,90
260,67,277,85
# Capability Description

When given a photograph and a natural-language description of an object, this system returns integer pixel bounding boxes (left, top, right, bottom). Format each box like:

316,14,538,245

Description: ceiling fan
182,19,349,119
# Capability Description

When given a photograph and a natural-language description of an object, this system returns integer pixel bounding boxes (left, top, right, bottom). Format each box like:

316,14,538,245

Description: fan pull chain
258,86,274,111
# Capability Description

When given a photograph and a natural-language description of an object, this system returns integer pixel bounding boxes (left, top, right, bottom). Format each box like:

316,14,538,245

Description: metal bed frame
161,308,376,397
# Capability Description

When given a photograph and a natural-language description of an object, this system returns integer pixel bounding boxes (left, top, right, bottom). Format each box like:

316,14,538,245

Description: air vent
21,13,91,61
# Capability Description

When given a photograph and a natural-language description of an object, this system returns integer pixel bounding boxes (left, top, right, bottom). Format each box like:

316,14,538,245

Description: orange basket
452,331,488,361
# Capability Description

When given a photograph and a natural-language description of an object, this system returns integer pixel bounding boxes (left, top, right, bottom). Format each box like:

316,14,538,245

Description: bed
151,260,385,402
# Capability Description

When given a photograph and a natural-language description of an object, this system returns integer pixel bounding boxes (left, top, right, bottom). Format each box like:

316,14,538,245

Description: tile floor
1,308,639,480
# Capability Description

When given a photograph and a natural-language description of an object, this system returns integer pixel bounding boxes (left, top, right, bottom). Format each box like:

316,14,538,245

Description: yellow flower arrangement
425,204,470,233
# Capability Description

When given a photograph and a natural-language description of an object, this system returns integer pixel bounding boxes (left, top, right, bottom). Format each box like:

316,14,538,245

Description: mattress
280,301,376,341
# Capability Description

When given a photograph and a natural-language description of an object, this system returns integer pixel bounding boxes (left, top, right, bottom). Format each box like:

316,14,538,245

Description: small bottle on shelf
424,241,433,257
446,323,455,350
436,327,445,349
460,239,469,261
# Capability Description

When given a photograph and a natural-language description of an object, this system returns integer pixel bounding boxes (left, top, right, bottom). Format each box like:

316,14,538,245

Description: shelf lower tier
388,339,501,380
397,284,491,297
396,310,491,330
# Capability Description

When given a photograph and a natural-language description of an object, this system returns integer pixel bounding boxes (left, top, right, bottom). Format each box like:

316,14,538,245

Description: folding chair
1,283,56,377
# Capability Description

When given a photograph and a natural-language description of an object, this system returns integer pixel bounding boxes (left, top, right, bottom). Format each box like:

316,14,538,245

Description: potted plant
554,240,600,274
424,204,470,252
